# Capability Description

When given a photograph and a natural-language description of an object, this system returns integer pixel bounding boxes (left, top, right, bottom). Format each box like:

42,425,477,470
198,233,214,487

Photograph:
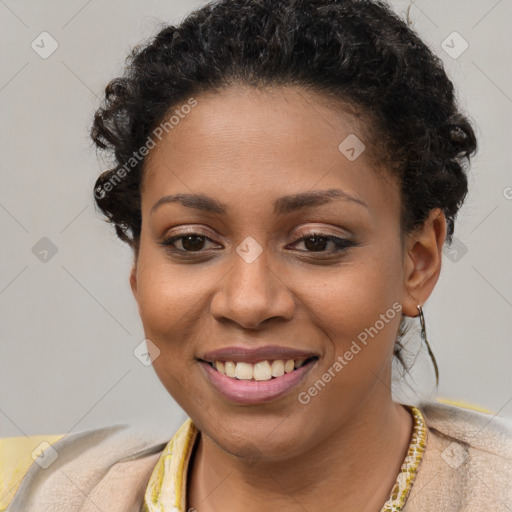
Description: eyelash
158,228,357,257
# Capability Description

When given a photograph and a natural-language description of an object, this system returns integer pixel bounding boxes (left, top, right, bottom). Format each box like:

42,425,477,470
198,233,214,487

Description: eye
290,231,357,254
158,230,220,253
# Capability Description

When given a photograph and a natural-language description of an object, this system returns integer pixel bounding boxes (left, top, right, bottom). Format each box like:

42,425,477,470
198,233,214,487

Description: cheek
133,260,197,391
135,260,213,412
296,242,404,387
135,251,204,337
290,250,404,433
133,251,217,391
305,244,402,332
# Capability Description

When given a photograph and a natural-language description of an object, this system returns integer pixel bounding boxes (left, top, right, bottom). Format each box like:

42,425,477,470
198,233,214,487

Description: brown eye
292,232,356,254
303,235,329,252
159,231,220,253
180,234,206,252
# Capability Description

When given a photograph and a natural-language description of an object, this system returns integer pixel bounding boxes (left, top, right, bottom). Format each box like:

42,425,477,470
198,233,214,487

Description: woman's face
131,85,418,460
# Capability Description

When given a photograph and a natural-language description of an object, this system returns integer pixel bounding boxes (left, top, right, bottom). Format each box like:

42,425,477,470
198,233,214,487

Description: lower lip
199,360,317,405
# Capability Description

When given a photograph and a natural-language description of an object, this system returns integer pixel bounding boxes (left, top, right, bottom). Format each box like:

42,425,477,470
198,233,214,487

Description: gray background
1,0,511,438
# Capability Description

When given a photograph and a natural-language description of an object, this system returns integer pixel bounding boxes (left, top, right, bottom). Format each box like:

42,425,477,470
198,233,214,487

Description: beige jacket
3,400,512,511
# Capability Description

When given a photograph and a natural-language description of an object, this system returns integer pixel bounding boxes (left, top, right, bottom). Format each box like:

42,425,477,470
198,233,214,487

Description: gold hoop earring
417,304,439,386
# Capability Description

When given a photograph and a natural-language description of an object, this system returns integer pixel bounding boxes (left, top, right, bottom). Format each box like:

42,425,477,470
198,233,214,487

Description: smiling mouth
201,356,318,381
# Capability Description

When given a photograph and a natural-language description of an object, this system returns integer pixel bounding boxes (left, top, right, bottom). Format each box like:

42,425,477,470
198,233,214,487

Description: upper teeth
213,359,308,381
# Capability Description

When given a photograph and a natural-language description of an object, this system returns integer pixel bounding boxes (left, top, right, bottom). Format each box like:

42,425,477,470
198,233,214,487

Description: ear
129,263,138,301
402,208,447,317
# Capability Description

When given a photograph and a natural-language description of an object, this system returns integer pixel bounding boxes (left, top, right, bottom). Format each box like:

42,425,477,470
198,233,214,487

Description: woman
3,0,512,510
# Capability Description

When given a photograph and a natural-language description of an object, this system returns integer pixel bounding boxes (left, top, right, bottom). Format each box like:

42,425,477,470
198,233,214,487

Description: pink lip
200,345,318,364
199,359,317,405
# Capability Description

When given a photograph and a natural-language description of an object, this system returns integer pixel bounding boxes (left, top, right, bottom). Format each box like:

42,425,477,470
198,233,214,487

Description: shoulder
406,399,512,511
1,423,172,512
419,399,512,459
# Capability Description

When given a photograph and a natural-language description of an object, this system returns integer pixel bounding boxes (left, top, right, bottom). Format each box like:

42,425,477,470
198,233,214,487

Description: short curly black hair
91,0,478,384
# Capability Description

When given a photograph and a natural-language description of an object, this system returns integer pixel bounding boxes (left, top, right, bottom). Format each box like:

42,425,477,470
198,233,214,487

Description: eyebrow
150,188,369,216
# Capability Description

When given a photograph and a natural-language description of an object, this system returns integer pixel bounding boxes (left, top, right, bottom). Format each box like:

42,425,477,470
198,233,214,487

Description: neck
187,394,413,512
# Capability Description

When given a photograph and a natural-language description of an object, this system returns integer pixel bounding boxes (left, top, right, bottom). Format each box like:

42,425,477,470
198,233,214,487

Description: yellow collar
141,417,199,512
142,405,427,512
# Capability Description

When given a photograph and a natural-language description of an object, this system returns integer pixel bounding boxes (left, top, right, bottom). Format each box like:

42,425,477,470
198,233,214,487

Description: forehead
141,85,398,216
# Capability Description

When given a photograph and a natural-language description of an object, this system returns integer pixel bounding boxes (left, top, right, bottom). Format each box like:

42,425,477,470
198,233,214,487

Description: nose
210,244,295,330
